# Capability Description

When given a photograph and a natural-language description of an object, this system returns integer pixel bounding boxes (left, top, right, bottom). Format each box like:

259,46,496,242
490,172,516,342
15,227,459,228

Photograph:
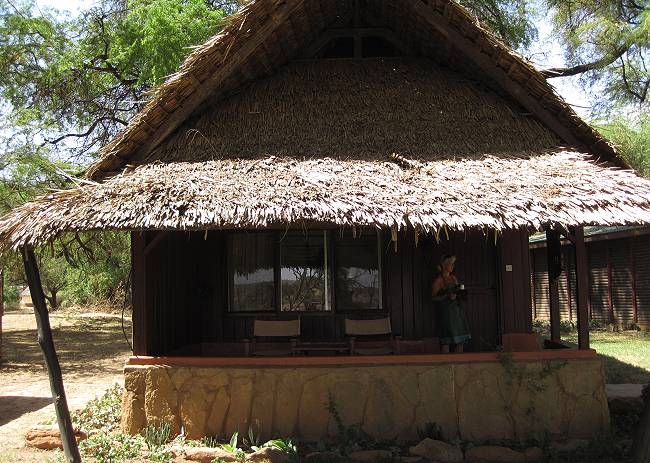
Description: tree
542,0,650,112
0,0,240,165
459,0,538,49
597,115,650,176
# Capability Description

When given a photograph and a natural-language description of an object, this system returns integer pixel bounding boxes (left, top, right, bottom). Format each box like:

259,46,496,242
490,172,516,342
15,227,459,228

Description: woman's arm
432,276,447,302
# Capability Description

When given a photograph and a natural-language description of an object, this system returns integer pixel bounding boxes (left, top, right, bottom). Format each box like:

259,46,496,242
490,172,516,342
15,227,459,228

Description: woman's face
442,257,456,273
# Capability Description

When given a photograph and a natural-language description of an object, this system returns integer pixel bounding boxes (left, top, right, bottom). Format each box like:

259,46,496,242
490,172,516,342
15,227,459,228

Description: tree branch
541,47,628,78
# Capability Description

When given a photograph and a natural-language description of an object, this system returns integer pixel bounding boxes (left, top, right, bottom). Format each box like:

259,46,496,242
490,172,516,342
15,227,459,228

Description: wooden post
0,268,3,361
21,247,81,463
570,226,590,350
546,228,562,342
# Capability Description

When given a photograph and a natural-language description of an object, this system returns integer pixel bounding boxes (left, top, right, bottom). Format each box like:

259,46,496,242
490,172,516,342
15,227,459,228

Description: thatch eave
3,151,650,250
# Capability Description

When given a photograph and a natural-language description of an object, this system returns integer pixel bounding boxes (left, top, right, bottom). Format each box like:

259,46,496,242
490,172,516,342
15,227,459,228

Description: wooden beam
405,0,589,150
132,0,306,163
21,247,81,463
570,226,590,350
545,228,562,342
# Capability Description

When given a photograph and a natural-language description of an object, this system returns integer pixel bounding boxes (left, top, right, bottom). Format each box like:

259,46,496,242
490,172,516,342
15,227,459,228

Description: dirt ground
0,308,133,462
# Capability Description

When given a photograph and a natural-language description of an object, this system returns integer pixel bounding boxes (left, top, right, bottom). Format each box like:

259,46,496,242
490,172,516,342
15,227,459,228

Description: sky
35,0,594,118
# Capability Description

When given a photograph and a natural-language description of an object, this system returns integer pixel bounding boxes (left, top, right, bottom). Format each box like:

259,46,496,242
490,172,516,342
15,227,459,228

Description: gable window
227,229,381,313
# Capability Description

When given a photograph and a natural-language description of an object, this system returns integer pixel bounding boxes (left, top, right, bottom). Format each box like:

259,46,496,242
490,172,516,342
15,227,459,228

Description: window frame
226,229,384,315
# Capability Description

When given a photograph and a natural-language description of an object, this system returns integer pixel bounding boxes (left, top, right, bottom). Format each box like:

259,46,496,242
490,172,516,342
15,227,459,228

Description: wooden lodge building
530,226,650,329
3,0,650,445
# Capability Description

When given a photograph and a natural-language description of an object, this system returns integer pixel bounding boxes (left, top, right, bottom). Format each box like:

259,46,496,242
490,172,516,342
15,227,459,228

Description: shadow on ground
0,396,52,426
599,353,650,384
0,317,132,377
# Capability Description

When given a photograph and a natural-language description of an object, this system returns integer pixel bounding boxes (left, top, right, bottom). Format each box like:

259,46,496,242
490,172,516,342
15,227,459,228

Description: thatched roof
3,151,650,248
85,0,625,179
2,0,650,249
140,59,561,163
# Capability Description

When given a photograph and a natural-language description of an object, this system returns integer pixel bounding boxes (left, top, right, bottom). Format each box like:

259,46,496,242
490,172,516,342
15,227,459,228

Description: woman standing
432,255,471,353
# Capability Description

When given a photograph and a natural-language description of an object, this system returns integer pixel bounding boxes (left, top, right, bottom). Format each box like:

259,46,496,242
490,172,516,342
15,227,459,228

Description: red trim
125,350,598,367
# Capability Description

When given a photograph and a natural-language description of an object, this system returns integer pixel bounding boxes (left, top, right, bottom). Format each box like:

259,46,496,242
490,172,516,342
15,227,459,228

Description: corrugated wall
531,235,650,328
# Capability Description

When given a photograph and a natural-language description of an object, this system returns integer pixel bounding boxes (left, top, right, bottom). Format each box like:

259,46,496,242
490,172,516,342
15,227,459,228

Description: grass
565,330,650,383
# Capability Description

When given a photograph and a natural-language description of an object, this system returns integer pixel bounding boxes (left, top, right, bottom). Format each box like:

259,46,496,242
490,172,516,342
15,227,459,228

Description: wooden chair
244,319,301,356
344,317,401,355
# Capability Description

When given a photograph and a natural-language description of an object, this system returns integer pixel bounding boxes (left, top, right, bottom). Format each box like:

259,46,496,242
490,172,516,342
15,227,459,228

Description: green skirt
437,298,471,345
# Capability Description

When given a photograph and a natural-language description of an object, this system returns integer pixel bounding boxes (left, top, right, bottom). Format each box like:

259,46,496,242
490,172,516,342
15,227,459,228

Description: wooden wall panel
610,240,634,325
498,228,532,334
633,235,650,328
138,228,504,354
421,230,499,351
588,242,610,324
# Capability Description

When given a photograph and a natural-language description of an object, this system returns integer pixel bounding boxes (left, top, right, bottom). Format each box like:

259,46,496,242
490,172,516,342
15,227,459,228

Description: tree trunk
21,247,81,463
635,388,650,463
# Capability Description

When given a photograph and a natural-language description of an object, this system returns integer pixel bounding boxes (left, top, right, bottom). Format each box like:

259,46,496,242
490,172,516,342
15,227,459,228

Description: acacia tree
543,0,649,112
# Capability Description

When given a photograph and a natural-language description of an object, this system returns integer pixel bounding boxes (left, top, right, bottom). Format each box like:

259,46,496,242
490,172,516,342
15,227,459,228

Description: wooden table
293,341,350,356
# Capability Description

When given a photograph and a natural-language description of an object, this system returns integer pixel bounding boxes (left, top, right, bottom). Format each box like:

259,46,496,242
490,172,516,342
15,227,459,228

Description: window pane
229,233,275,312
335,231,381,310
281,231,330,312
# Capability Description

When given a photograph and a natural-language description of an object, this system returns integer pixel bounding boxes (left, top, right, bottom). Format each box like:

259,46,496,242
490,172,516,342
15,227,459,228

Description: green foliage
219,431,246,461
0,0,239,163
142,422,171,450
457,0,538,48
243,420,262,450
79,431,143,463
72,383,123,432
262,437,300,463
200,435,221,448
325,391,380,455
546,0,650,111
597,115,650,177
2,284,18,305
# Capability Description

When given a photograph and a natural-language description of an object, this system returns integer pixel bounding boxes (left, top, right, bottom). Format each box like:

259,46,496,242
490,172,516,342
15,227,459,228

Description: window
227,229,381,312
281,231,330,312
335,230,382,311
228,233,275,312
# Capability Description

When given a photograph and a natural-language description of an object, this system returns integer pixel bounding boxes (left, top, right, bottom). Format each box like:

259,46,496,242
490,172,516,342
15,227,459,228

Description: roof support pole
570,226,590,350
20,247,81,463
545,228,562,342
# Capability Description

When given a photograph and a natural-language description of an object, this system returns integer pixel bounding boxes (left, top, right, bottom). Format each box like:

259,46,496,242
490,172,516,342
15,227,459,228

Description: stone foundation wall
121,358,610,442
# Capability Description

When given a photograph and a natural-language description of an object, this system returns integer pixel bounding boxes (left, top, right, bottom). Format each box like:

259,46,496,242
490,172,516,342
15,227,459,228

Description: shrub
79,431,143,463
72,383,123,432
142,422,171,449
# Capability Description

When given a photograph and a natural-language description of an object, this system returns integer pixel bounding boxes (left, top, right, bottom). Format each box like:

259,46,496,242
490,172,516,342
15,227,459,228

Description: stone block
206,386,230,437
25,426,87,450
273,369,302,437
184,446,238,462
251,371,278,439
144,366,181,435
349,449,393,462
409,438,463,462
180,385,210,439
523,447,543,462
224,373,254,435
465,445,526,462
248,447,290,463
121,388,147,434
415,365,457,438
362,374,414,439
455,363,514,441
